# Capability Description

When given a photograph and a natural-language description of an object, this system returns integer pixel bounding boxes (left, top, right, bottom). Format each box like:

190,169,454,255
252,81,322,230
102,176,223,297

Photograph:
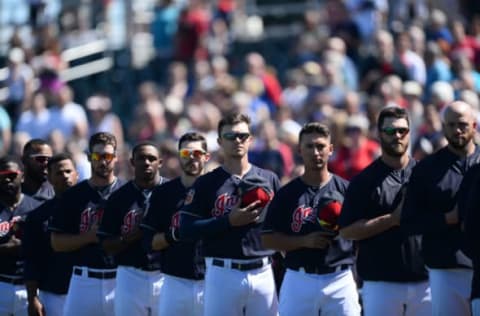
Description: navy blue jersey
23,198,73,294
142,177,204,280
458,163,480,299
262,174,354,270
338,158,426,282
401,146,480,269
22,181,55,202
97,177,167,269
181,165,281,259
48,179,125,269
0,194,40,276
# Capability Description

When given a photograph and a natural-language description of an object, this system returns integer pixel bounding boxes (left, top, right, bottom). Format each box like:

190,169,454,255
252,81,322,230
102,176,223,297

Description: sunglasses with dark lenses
30,154,51,163
381,127,410,136
91,152,116,162
179,148,206,159
222,132,250,142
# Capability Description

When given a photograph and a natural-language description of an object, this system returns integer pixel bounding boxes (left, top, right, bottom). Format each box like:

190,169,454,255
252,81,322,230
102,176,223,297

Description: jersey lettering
291,206,314,233
170,211,181,229
212,193,239,217
79,208,105,233
121,209,142,235
0,221,11,236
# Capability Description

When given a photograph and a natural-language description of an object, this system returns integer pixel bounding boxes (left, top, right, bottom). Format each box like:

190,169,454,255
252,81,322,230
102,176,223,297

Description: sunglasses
179,148,207,159
90,152,116,162
222,132,250,142
30,154,51,163
381,127,409,136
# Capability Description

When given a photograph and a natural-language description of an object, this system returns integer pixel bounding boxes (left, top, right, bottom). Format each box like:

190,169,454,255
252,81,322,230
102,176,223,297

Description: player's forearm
180,214,230,241
261,232,308,252
25,280,40,302
340,215,397,241
0,237,21,255
50,232,97,252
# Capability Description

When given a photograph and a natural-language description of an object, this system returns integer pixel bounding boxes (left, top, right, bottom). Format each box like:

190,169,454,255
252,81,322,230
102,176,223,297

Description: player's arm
261,231,335,251
340,189,404,240
0,235,21,254
100,230,143,256
50,227,98,252
25,280,45,316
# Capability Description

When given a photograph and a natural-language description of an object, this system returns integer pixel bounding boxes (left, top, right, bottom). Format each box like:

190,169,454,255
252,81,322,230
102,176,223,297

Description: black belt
139,266,160,272
212,257,271,271
0,275,24,285
74,268,116,279
291,264,350,275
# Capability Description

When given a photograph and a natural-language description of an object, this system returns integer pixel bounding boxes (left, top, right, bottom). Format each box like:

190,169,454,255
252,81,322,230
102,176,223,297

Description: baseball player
180,113,281,316
401,101,480,316
97,142,167,316
0,156,41,315
21,139,54,201
339,107,431,316
49,132,125,316
262,122,361,316
142,132,210,316
23,153,79,316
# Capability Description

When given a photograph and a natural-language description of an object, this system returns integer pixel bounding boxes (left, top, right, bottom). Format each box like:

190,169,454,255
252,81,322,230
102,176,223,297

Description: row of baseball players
0,105,479,316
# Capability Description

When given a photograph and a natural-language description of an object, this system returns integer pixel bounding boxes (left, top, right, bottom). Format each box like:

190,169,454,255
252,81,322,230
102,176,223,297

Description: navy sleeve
457,165,479,222
23,212,43,281
338,176,370,227
179,183,232,241
464,182,480,261
401,164,448,235
48,191,79,234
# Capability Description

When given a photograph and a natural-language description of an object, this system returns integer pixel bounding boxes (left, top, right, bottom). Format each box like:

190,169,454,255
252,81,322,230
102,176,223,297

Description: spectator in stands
329,114,380,180
15,90,56,139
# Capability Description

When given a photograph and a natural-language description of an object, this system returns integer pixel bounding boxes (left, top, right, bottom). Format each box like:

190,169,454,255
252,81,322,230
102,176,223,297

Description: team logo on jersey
291,206,315,232
79,207,104,233
121,209,142,235
0,216,24,237
170,211,181,229
212,193,240,217
184,189,194,205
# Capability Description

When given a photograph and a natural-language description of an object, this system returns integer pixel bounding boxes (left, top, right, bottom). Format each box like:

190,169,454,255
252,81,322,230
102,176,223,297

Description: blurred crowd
1,0,480,183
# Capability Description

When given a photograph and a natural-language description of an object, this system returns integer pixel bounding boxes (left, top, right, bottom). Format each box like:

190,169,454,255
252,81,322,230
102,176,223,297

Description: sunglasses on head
381,127,409,136
179,148,207,159
30,154,51,163
222,132,250,142
0,170,22,179
90,152,115,162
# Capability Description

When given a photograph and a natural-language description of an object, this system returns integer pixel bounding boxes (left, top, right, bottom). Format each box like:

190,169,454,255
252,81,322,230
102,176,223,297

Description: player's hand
122,228,143,244
28,296,45,316
445,205,459,225
86,224,99,243
301,231,335,249
9,235,22,247
228,200,262,227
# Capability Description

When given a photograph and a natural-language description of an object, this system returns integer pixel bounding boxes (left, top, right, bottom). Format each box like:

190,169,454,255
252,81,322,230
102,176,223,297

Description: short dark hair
217,112,251,136
299,122,331,143
178,132,208,151
22,139,50,157
47,153,75,172
377,106,409,130
0,155,23,171
131,142,159,159
88,132,117,153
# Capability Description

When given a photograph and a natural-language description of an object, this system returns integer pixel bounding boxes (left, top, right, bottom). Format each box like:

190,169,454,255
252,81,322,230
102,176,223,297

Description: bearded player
339,107,431,316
